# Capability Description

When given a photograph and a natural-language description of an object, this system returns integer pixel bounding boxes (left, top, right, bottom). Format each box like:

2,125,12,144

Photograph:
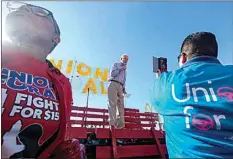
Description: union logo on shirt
1,68,60,158
217,87,233,101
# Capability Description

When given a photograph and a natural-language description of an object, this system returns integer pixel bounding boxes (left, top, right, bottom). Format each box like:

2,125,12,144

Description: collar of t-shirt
181,56,222,68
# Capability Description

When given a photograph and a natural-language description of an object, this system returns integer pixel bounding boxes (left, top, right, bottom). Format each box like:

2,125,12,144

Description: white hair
121,54,128,58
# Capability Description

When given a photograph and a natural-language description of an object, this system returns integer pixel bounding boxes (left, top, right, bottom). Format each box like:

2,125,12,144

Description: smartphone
158,57,167,72
153,57,167,73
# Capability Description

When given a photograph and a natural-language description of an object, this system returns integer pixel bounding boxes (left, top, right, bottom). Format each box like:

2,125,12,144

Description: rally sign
48,59,109,95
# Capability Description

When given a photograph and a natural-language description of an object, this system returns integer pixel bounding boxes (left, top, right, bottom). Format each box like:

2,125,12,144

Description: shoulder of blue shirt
156,56,233,83
150,56,233,110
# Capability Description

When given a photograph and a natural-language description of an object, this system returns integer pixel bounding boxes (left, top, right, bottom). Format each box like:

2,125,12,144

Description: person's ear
181,53,187,63
179,53,187,67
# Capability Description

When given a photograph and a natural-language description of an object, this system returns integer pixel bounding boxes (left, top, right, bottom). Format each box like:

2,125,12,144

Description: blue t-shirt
151,56,233,158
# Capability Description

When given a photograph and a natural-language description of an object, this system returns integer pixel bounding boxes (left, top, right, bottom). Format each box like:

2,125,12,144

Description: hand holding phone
156,69,161,78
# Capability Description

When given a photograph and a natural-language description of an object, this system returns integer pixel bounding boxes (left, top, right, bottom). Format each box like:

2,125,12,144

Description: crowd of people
1,1,233,159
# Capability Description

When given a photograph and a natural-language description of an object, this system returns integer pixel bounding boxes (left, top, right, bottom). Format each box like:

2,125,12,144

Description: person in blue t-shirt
151,32,233,158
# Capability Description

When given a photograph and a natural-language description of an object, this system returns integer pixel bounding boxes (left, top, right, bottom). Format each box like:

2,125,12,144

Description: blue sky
2,1,233,112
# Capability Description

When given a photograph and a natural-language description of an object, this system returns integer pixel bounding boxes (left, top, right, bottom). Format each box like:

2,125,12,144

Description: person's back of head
181,31,218,58
179,32,218,66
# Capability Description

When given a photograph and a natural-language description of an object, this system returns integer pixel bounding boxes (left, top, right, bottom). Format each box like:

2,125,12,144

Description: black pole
84,87,90,127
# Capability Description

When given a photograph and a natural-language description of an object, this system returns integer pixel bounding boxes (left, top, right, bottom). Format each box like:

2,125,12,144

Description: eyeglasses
7,1,52,17
6,1,60,35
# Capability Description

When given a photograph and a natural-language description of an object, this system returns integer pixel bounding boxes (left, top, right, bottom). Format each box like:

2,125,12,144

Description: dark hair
180,32,218,58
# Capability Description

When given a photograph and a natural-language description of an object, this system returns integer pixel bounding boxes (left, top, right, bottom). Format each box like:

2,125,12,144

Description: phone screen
153,57,167,73
158,57,167,72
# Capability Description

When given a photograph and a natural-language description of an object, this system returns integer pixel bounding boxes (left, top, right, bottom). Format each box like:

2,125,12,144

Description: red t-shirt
2,52,62,158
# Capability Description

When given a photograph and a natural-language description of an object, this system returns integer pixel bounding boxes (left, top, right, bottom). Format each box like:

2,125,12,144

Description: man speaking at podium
108,54,129,129
151,32,233,158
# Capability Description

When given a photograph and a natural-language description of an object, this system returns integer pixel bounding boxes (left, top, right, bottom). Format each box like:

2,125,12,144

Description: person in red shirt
2,2,84,158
